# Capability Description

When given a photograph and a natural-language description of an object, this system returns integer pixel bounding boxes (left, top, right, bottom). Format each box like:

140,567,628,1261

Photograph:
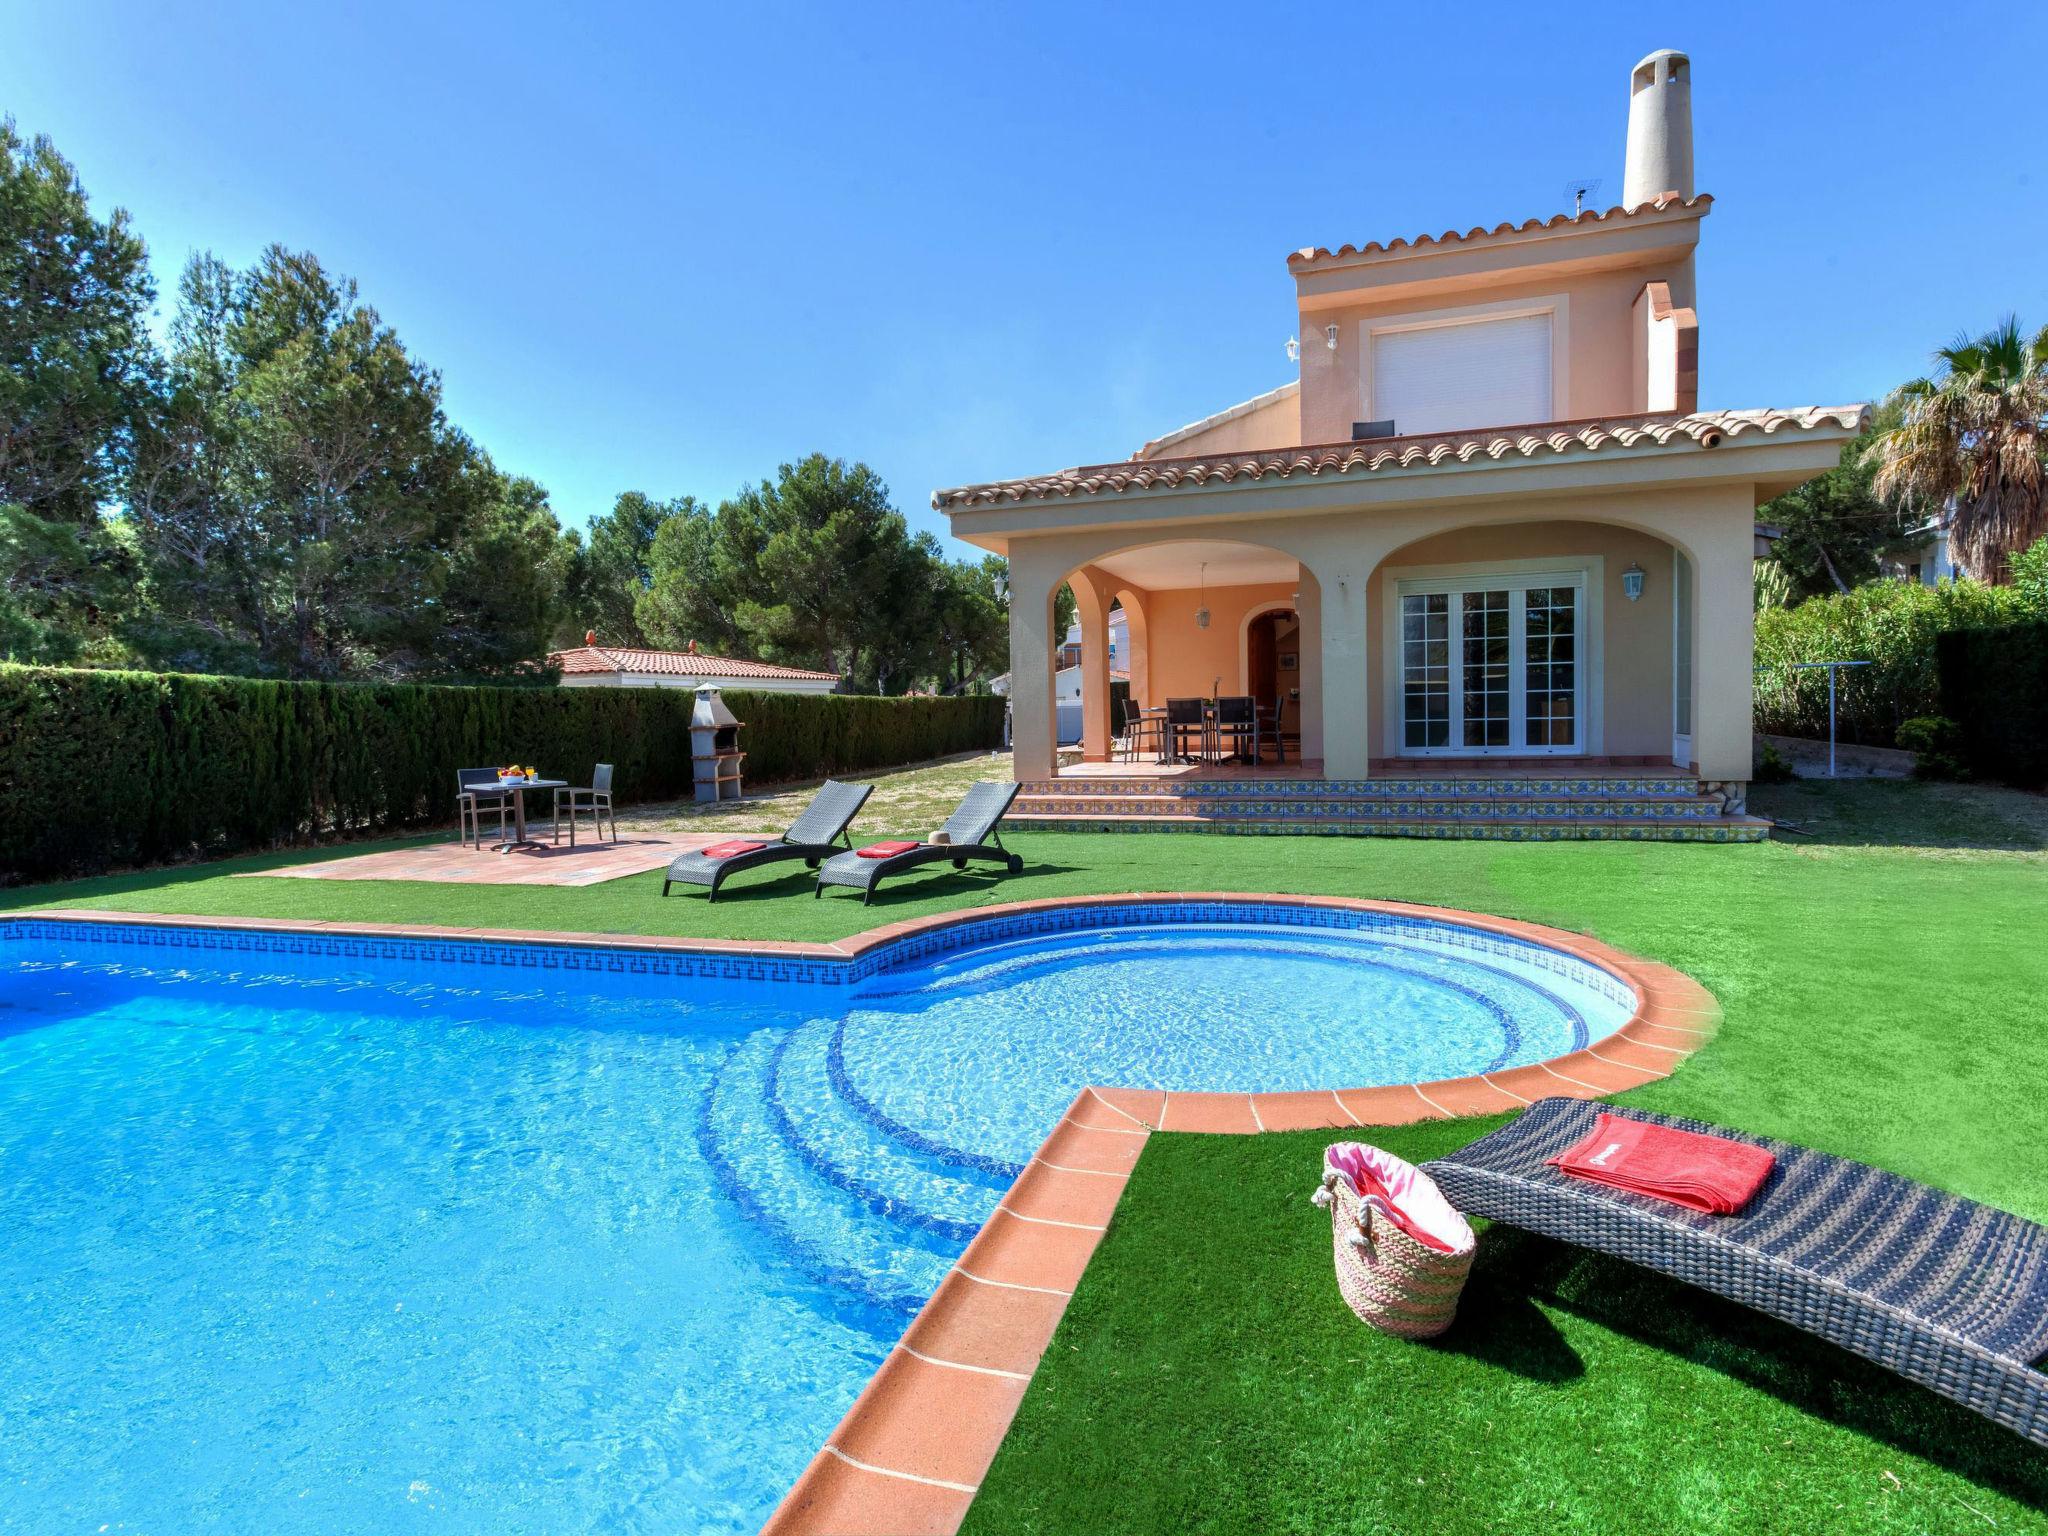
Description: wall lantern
1285,336,1300,362
1324,323,1340,352
1194,562,1211,629
1622,562,1647,602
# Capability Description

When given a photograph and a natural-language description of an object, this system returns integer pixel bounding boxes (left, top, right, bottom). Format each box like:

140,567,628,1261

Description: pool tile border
8,897,1715,1536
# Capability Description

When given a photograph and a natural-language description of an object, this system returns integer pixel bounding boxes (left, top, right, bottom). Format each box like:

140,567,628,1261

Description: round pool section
834,902,1636,1169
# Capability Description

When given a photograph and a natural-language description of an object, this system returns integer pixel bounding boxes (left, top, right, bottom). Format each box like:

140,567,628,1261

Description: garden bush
0,667,1004,880
1936,624,2048,788
1753,578,2028,745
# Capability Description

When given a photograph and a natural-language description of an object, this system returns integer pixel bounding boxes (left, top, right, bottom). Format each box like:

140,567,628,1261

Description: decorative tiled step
1014,793,1730,822
1007,813,1772,842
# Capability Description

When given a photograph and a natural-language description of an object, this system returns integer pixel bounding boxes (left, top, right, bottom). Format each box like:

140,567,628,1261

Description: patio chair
1164,697,1207,762
1424,1098,2048,1448
661,779,874,901
1115,697,1164,763
1214,695,1259,763
455,767,512,849
815,781,1022,905
553,763,619,847
1263,694,1301,764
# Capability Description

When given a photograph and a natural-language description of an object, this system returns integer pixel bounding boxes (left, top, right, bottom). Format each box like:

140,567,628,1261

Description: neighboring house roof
934,406,1868,511
1135,380,1300,461
548,644,840,683
1287,192,1712,269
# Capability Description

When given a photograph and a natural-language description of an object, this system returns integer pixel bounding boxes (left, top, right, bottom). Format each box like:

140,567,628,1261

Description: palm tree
1867,316,2048,583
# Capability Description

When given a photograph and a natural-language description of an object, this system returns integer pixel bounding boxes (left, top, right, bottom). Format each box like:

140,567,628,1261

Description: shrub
1753,578,2028,745
0,668,1005,881
1936,624,2048,788
1895,715,1968,780
1752,741,1796,784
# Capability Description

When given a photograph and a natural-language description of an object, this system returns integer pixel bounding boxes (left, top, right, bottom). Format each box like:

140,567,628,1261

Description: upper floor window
1366,309,1555,437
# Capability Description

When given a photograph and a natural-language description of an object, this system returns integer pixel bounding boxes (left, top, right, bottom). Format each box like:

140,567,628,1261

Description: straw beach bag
1311,1142,1476,1340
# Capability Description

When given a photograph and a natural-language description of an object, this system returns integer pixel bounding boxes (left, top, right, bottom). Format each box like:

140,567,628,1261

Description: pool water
0,910,1629,1532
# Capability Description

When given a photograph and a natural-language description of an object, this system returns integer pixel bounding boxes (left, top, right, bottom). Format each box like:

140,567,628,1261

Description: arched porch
1021,540,1326,781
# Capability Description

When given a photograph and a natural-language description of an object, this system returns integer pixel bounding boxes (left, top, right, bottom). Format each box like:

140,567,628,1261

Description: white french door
1399,576,1585,756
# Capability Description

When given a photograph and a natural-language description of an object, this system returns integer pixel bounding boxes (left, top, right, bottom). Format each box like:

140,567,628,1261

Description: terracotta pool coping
11,897,1718,1536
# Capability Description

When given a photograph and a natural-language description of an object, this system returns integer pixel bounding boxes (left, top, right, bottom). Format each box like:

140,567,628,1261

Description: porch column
1072,566,1116,762
1005,546,1064,781
1118,583,1152,711
1689,518,1755,782
1314,558,1372,779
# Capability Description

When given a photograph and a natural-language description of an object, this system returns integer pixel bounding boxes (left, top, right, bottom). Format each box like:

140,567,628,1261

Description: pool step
767,1016,1005,1243
699,1030,959,1319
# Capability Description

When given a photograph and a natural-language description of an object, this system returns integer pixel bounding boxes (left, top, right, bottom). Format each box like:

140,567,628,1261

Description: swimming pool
0,905,1634,1532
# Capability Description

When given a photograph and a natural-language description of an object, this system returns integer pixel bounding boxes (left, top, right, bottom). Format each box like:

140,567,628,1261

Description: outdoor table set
454,766,617,853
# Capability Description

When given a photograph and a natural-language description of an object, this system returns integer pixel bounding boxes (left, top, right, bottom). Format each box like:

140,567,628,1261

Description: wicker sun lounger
814,780,1022,904
661,779,873,901
1424,1098,2048,1447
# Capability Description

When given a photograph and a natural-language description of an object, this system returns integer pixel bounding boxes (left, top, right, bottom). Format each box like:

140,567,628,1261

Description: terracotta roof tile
1288,192,1712,268
548,645,840,682
933,406,1868,512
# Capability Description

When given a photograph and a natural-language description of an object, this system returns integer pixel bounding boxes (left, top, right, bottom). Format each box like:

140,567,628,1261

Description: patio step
1008,772,1764,841
1006,812,1770,842
698,1029,959,1321
1014,791,1729,822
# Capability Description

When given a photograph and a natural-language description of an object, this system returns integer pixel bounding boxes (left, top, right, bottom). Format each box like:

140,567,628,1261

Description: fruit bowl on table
496,766,538,784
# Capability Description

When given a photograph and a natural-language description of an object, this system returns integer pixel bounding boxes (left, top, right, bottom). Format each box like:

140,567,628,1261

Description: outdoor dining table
488,776,567,853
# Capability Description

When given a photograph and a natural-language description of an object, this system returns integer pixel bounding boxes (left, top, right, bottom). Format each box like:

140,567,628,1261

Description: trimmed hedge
1937,624,2048,788
0,667,1004,881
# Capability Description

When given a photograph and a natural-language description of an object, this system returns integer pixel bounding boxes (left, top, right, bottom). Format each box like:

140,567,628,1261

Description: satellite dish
1563,176,1604,216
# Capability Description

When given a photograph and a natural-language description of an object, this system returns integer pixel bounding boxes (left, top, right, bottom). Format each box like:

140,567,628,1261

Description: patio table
489,778,567,853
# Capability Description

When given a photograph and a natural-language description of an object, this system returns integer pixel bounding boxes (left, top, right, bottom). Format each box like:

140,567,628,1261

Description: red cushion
701,839,768,860
855,840,921,859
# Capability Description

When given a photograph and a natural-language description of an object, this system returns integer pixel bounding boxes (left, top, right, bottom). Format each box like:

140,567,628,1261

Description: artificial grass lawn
965,1124,2048,1536
8,769,2048,1530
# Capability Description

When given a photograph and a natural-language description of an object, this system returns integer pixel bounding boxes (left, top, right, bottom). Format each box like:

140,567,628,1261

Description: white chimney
1622,49,1693,209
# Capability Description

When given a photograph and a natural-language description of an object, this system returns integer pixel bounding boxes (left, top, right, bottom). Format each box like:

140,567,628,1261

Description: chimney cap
686,638,699,654
584,629,597,646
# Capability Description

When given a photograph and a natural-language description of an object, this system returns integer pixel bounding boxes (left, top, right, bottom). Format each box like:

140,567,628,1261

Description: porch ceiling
1093,540,1300,592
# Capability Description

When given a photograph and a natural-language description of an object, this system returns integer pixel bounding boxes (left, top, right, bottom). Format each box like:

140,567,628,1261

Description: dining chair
553,763,618,846
1115,697,1165,762
455,768,511,849
1164,698,1206,762
1214,695,1259,764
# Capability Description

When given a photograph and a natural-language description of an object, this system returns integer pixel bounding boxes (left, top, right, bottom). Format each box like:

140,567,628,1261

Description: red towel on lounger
1548,1112,1775,1215
702,840,768,860
855,840,920,859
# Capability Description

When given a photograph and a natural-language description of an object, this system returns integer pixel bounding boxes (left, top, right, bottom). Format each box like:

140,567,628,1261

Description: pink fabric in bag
1324,1143,1474,1256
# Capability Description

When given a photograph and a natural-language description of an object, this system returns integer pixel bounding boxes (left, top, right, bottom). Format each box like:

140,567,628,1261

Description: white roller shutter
1369,313,1553,436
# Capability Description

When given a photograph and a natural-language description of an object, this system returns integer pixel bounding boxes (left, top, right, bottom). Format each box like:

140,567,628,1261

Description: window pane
1522,586,1576,748
1401,594,1450,749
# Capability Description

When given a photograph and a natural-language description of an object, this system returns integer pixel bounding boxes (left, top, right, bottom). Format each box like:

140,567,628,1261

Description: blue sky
9,1,2044,555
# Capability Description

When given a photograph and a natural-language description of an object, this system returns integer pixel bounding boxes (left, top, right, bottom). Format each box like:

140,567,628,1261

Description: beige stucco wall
1137,391,1300,460
1296,266,1687,446
1136,582,1301,701
1365,520,1678,761
1000,475,1766,782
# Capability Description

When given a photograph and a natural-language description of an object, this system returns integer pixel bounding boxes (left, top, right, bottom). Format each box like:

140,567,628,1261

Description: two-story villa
937,50,1865,836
